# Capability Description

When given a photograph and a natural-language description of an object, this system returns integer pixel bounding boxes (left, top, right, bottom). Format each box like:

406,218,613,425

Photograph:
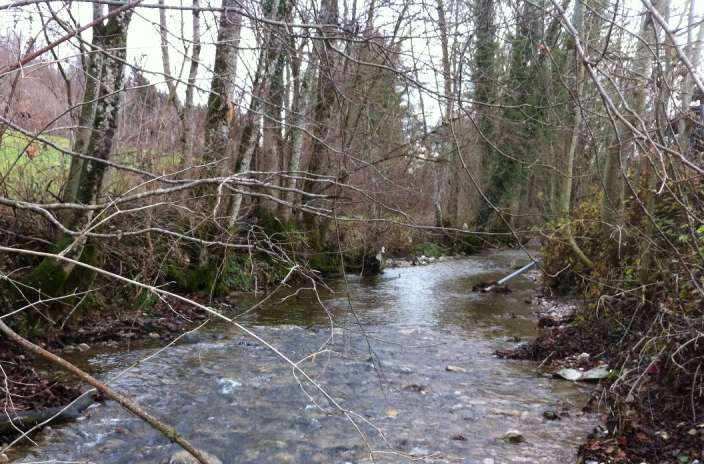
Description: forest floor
497,293,704,464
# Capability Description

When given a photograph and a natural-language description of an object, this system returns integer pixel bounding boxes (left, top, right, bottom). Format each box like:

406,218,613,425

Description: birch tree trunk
61,3,104,219
26,3,133,305
225,0,291,225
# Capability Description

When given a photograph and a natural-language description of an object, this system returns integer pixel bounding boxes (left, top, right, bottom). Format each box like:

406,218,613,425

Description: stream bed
14,249,596,463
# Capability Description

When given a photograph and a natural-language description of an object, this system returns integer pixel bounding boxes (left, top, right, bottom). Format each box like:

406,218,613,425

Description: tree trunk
676,0,704,153
638,0,671,281
183,0,202,161
601,1,658,236
225,0,290,225
558,0,593,268
301,0,339,246
435,0,458,228
279,50,317,222
202,0,242,185
61,3,104,223
25,4,133,304
471,0,498,228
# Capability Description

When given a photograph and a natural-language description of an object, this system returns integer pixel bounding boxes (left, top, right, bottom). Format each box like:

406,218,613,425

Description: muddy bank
498,295,704,464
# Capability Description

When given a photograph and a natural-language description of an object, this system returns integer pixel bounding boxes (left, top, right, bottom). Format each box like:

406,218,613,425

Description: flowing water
14,249,595,463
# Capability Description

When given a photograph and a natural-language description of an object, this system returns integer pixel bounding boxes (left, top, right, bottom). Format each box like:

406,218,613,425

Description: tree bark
225,0,291,225
301,0,339,245
471,0,498,228
559,0,594,268
279,49,317,222
601,0,658,236
25,3,133,301
61,3,104,218
202,0,242,184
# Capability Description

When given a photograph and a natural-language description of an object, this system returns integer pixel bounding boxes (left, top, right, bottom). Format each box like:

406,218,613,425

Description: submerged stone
501,430,525,444
167,450,222,464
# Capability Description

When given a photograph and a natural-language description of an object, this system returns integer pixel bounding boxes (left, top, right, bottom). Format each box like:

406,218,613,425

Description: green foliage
165,253,253,295
135,289,158,310
542,192,606,295
307,252,341,275
219,254,253,292
413,242,446,258
0,130,70,197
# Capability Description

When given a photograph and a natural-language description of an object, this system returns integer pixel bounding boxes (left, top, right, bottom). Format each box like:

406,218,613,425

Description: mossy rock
453,235,483,254
24,235,75,297
165,254,253,295
307,252,341,275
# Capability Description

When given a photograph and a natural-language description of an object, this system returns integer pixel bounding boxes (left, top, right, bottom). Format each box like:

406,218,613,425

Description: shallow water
14,249,595,463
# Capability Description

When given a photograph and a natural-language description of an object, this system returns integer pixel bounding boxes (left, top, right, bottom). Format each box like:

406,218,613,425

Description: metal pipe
497,260,538,285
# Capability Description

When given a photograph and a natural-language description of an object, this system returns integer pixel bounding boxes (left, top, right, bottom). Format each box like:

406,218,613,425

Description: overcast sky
1,0,702,125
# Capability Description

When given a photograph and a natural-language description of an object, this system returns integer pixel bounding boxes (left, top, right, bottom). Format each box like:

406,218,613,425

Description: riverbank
498,292,704,464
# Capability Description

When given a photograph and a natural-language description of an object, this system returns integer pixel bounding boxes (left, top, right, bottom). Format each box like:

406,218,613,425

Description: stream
14,249,596,463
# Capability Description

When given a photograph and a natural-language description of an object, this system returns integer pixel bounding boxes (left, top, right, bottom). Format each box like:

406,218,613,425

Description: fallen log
0,390,97,436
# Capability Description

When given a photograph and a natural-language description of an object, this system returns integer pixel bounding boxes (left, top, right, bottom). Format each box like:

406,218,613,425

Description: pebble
0,454,8,463
445,365,467,373
542,410,560,421
489,408,522,417
168,450,222,464
501,430,525,444
482,459,495,464
97,438,125,451
272,453,295,463
149,332,160,339
77,343,90,352
218,378,242,394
